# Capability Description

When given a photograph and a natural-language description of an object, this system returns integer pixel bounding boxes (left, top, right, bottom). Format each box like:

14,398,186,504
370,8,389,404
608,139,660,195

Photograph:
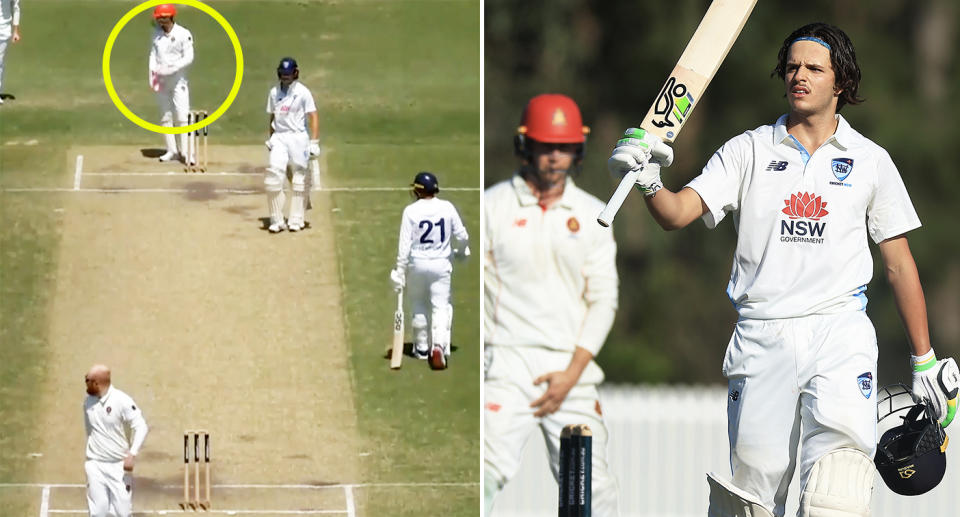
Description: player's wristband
912,349,937,372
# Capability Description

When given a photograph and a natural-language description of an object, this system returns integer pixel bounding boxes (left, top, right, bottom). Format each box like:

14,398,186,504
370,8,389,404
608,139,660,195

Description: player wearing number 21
608,23,959,516
484,94,620,516
390,171,470,370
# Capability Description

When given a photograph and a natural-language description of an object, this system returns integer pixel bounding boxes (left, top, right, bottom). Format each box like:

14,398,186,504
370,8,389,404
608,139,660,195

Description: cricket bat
597,0,757,227
390,289,404,369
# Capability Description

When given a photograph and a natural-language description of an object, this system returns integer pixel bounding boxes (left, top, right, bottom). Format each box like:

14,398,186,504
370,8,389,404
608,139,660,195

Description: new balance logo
766,161,788,172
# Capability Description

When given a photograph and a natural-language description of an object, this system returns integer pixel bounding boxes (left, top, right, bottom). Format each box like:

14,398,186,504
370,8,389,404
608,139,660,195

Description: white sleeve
174,29,194,71
576,224,618,356
13,0,20,25
266,89,275,114
450,203,469,244
866,149,921,243
123,400,149,456
303,88,318,114
149,37,158,75
83,401,92,437
686,134,750,229
395,209,413,269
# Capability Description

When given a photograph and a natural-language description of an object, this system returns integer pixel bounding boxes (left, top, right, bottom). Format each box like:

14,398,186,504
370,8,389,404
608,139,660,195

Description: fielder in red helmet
483,94,620,516
149,3,195,163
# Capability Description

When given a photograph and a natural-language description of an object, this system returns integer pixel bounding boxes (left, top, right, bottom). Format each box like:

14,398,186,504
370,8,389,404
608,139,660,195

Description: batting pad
799,449,873,517
707,473,774,517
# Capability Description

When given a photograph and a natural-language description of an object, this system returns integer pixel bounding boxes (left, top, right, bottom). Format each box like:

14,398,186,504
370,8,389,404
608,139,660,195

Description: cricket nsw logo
857,372,873,399
780,192,828,243
832,158,854,181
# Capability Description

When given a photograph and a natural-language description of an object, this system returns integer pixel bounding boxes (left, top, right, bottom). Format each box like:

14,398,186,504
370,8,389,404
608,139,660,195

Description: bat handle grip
597,169,641,227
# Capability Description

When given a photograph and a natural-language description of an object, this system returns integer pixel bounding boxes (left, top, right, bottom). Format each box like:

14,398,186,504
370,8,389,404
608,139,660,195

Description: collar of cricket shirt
511,173,575,210
774,113,851,152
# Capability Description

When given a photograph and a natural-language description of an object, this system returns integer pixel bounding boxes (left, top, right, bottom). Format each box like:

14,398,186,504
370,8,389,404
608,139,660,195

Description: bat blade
598,0,757,225
390,289,404,369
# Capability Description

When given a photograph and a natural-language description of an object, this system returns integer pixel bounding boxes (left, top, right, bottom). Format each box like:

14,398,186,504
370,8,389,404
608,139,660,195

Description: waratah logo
782,192,829,220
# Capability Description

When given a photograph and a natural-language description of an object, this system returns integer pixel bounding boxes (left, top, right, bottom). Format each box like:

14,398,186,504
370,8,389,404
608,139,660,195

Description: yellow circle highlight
102,0,243,134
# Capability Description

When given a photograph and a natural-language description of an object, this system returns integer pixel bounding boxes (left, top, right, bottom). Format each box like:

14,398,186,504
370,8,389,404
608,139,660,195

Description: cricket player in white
608,23,959,517
484,94,620,516
83,364,149,517
148,4,194,163
265,57,321,233
0,0,21,104
390,171,470,369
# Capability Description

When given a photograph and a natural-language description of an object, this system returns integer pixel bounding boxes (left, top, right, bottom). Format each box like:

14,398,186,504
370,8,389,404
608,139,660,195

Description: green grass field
0,1,480,515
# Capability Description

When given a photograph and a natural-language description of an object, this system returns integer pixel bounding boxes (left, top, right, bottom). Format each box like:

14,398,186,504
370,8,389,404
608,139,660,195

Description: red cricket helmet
153,4,177,19
517,94,590,144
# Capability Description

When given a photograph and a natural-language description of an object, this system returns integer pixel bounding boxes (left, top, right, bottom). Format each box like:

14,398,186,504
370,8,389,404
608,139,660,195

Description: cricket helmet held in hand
874,384,949,496
515,94,590,160
153,4,177,19
277,57,299,80
411,171,439,197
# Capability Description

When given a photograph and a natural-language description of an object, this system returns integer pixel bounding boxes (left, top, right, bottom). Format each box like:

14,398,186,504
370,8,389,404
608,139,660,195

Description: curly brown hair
773,22,864,112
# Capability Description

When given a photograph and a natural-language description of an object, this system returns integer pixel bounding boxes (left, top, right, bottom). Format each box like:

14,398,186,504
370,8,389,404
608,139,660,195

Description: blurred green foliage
485,0,960,385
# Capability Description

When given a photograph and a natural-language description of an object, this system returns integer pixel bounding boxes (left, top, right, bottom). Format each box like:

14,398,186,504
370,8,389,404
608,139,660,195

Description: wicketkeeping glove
912,350,960,428
389,268,405,292
309,139,322,157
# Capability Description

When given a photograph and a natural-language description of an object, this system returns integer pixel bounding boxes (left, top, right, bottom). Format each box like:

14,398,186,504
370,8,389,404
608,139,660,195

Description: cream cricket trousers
484,345,619,516
723,311,878,516
85,459,133,517
155,76,190,155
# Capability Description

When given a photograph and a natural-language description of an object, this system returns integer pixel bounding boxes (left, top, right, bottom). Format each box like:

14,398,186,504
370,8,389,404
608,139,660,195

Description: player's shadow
140,148,167,158
0,93,15,100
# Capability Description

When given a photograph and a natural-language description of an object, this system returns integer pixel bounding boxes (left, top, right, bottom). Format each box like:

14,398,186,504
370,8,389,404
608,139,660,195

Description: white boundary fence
493,384,958,517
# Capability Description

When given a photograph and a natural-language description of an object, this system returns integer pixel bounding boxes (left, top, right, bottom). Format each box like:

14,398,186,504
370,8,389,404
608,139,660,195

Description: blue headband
792,36,831,50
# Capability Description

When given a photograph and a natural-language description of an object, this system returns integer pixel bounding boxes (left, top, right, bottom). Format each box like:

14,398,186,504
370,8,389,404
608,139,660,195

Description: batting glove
912,349,960,428
608,128,675,197
389,268,405,292
309,139,322,157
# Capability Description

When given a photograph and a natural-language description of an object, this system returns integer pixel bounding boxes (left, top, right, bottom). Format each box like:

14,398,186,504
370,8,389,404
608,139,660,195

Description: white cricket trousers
85,459,133,517
155,76,190,155
406,257,452,317
484,345,619,516
267,131,309,173
0,25,11,93
723,311,878,516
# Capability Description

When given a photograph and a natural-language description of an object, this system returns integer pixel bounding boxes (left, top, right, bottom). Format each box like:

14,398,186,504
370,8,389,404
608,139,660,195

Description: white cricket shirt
266,81,317,134
149,23,193,80
84,385,149,462
484,175,618,356
687,114,920,319
396,197,469,268
0,0,20,27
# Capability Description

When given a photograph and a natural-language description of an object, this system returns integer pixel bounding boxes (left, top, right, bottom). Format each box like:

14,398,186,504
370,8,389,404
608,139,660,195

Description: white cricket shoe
158,151,180,162
288,221,303,232
268,221,287,233
414,343,430,360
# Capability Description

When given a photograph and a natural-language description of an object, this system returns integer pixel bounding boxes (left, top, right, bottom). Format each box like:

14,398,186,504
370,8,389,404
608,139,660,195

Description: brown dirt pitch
30,145,361,513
